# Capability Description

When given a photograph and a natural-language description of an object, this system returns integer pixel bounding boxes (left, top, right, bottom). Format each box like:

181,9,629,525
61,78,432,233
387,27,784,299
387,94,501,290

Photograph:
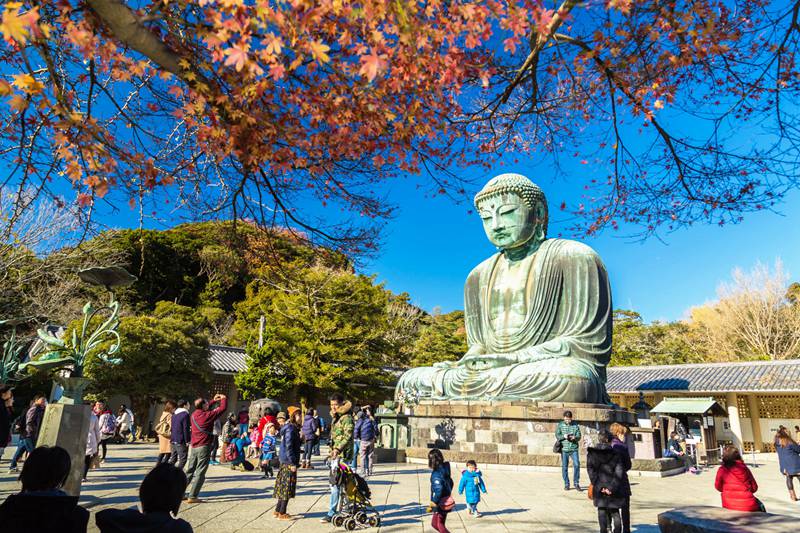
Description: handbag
587,484,594,500
154,416,171,439
553,439,563,453
755,497,766,513
438,495,456,512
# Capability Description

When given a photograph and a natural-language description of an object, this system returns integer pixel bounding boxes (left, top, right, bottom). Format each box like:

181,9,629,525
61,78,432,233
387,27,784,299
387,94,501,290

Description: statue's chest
488,258,530,334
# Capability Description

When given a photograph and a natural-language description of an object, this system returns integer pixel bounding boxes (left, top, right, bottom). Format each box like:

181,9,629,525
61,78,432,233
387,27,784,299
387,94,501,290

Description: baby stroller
331,463,381,530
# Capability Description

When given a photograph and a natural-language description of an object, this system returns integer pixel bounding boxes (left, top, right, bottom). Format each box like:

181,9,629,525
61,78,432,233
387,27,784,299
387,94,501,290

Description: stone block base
36,404,92,496
375,447,406,463
658,505,796,532
403,400,689,472
408,400,636,459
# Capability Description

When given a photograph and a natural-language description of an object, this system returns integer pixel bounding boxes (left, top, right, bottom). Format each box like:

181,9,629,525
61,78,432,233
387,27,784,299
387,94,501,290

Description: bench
658,505,796,533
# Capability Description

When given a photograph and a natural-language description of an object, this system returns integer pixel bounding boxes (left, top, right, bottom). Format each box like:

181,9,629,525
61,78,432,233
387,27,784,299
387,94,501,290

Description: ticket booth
651,397,727,466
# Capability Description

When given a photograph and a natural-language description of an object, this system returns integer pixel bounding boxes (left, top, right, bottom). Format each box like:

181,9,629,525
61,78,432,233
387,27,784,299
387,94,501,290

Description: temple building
607,359,800,453
207,344,248,409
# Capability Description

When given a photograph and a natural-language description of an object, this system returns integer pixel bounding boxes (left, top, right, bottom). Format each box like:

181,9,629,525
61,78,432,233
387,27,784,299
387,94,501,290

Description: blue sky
11,136,797,324
35,159,798,324
363,175,800,323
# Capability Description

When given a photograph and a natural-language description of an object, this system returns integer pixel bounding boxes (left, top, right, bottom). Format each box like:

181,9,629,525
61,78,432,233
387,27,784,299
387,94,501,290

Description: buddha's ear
534,202,548,240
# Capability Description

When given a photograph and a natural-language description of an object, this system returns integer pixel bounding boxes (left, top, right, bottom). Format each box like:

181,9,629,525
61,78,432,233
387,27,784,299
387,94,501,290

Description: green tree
233,262,396,402
611,309,703,366
83,302,211,429
410,311,468,367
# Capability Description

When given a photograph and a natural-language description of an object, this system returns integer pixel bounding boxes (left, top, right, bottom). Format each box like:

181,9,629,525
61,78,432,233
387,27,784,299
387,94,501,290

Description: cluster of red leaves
0,0,798,247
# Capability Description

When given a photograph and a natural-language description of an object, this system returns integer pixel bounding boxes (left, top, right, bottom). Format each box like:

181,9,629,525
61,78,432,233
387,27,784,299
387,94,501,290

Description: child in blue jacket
458,460,487,517
260,423,278,478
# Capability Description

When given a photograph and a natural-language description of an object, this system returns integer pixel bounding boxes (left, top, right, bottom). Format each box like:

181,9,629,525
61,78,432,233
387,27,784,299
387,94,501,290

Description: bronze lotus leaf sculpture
0,317,35,383
77,265,138,289
20,266,136,381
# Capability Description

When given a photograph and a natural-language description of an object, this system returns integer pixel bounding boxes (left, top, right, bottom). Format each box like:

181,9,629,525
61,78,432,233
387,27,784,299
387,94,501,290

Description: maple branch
552,32,699,202
498,0,581,106
85,0,219,100
257,167,346,244
85,0,181,74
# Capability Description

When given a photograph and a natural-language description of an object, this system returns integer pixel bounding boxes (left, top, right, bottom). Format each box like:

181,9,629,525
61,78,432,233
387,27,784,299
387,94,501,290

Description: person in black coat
610,423,633,533
0,445,90,533
0,385,13,462
273,409,303,520
96,463,192,532
587,431,626,533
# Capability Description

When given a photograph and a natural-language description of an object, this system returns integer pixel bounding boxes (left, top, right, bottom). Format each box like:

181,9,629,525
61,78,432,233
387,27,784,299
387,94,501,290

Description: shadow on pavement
476,507,527,517
376,502,425,527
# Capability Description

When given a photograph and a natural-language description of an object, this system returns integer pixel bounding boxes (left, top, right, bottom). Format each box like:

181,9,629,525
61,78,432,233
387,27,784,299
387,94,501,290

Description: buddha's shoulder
467,254,501,280
543,238,603,261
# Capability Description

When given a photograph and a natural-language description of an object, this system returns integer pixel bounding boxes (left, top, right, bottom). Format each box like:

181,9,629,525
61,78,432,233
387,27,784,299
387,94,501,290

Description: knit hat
287,406,300,419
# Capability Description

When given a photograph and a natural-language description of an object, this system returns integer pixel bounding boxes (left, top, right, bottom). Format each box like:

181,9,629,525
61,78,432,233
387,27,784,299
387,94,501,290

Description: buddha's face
477,192,544,250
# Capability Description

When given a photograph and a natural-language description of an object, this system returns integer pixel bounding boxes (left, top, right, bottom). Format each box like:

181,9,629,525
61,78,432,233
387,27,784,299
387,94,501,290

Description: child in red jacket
714,446,764,513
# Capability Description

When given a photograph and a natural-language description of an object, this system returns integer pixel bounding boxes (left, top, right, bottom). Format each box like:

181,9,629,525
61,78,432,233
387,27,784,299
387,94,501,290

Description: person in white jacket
84,410,101,481
117,405,133,442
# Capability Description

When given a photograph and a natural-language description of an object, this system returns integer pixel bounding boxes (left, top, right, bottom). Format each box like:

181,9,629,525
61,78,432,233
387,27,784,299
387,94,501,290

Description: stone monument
397,173,636,467
396,173,612,403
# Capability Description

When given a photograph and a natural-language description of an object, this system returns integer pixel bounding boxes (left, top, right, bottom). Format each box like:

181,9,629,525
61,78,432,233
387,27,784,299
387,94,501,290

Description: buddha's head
474,173,548,251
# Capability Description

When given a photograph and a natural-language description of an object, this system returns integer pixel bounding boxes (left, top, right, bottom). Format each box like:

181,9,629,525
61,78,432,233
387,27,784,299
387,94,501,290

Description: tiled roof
607,359,800,394
651,397,727,416
209,344,246,373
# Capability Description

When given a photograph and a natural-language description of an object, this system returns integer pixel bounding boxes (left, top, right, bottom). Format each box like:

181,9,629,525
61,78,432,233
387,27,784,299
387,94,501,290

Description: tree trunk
129,396,151,441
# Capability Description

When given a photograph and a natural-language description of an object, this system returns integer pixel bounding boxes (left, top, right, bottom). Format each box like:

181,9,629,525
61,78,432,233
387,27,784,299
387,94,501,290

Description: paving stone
2,444,797,532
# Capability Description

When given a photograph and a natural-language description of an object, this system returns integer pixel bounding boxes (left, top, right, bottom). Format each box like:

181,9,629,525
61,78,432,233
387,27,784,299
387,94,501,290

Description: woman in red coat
714,446,764,512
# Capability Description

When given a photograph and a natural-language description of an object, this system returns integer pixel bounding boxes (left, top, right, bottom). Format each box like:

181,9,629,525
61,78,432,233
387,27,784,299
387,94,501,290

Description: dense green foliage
610,310,703,366
104,222,344,313
410,311,468,367
233,262,400,401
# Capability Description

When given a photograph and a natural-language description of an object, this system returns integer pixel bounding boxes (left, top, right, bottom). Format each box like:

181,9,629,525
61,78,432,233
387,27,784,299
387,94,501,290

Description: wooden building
607,359,800,453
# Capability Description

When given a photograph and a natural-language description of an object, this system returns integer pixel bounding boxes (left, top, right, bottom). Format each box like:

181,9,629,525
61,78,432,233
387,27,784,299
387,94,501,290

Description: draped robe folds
396,239,612,403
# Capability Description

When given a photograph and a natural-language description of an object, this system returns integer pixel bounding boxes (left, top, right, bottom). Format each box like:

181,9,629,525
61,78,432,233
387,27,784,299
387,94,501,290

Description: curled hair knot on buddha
473,173,548,237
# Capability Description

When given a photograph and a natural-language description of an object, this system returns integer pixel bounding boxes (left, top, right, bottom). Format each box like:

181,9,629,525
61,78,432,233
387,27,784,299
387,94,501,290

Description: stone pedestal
376,412,410,449
36,403,91,496
406,400,636,467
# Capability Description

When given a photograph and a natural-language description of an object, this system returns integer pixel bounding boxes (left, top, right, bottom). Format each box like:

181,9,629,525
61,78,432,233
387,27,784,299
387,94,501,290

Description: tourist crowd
2,389,800,533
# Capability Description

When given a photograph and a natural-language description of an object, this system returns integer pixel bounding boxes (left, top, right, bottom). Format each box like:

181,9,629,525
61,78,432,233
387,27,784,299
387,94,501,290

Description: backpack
225,441,239,462
101,413,117,435
11,415,23,435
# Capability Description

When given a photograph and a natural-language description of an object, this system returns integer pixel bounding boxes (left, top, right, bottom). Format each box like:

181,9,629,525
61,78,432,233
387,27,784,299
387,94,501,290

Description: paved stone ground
1,443,798,532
